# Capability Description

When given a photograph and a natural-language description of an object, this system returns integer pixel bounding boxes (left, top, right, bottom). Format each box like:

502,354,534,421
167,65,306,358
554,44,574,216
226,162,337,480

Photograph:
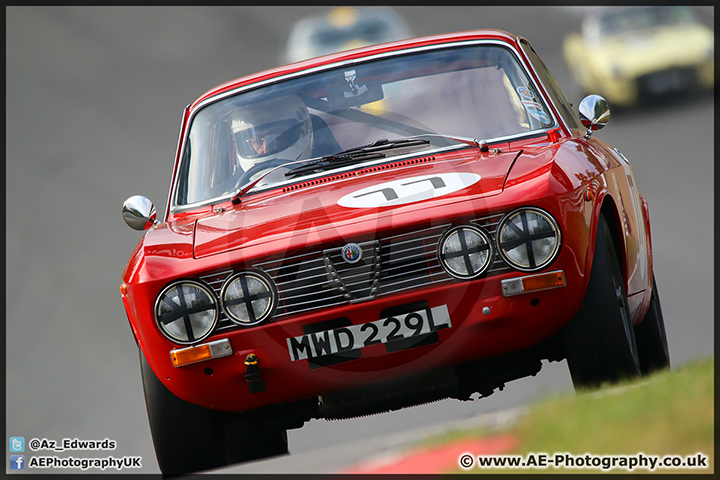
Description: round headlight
154,281,218,344
438,225,493,279
221,271,276,326
497,207,561,271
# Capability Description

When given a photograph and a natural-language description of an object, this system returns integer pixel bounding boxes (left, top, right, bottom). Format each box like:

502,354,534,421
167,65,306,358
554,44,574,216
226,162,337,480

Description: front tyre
562,214,641,389
139,350,288,475
634,277,670,374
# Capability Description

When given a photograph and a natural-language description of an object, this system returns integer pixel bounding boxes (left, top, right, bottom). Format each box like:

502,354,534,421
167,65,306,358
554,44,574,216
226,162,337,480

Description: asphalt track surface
6,6,714,475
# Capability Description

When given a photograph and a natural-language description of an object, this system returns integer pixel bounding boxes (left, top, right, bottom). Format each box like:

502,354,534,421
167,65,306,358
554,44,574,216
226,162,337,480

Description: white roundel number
338,172,481,208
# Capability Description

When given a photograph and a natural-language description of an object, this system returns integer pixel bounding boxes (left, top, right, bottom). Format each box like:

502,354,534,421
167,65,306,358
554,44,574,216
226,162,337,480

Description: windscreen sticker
522,100,551,124
338,172,481,208
517,86,534,100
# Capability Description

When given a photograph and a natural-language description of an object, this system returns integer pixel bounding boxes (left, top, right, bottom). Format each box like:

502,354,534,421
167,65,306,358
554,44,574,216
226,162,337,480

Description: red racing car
121,29,669,474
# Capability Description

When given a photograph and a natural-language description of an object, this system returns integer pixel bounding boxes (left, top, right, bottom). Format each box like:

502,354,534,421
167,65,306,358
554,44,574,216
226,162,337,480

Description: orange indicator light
501,270,566,297
522,271,565,292
170,338,233,367
171,345,212,367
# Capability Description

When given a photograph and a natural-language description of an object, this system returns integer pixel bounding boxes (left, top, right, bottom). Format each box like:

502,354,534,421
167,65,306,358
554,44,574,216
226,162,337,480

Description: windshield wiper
333,137,431,156
284,151,387,178
231,134,485,203
412,134,485,149
229,148,388,203
285,137,435,179
285,134,486,179
282,139,419,178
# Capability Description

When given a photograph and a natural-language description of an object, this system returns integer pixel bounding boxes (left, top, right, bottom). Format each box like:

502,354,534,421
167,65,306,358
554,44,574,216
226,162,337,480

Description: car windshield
174,43,555,208
588,6,698,40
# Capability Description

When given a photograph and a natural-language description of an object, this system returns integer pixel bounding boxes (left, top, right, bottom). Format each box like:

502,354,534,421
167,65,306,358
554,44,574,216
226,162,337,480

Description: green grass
428,358,714,474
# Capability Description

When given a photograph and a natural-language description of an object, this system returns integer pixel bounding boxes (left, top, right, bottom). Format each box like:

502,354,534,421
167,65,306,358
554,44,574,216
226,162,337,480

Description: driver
230,94,314,184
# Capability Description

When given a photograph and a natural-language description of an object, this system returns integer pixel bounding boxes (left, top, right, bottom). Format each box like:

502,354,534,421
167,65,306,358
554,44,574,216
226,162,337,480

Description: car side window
520,39,583,131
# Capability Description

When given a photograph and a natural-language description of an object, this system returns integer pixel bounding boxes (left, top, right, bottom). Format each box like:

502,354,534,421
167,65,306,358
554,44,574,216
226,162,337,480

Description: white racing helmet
230,94,313,173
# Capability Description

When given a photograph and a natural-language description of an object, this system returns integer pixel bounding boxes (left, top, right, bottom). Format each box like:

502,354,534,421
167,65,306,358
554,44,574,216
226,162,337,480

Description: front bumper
600,60,713,107
156,263,584,412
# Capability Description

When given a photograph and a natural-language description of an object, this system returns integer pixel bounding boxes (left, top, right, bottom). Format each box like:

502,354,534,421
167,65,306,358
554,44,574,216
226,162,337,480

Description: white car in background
282,6,413,64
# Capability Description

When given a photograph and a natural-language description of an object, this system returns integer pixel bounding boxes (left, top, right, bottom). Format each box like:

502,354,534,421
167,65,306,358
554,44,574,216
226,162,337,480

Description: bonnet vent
282,156,436,193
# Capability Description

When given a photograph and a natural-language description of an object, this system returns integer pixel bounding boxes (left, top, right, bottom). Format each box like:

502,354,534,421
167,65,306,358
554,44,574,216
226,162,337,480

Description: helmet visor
233,119,304,159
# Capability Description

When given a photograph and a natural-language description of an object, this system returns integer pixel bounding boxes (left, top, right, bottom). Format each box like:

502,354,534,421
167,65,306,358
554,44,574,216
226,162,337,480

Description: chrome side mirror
578,94,610,139
122,195,157,231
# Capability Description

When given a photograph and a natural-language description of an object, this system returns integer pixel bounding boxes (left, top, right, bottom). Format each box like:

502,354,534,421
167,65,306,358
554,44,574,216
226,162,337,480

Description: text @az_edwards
28,437,116,452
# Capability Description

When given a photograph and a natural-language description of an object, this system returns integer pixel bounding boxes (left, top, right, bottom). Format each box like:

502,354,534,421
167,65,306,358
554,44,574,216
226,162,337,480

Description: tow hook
244,353,266,394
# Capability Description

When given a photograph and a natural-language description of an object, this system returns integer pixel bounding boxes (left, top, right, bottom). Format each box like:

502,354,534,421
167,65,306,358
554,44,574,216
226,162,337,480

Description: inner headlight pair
438,207,561,278
154,272,275,345
438,225,494,279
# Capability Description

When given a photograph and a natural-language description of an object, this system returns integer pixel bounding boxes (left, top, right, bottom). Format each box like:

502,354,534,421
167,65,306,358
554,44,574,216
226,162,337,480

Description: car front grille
637,67,695,96
201,213,511,332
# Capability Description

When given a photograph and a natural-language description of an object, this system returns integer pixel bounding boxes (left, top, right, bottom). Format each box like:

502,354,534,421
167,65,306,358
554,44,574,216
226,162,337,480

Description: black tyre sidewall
634,277,670,374
140,349,227,474
139,350,288,475
563,214,641,389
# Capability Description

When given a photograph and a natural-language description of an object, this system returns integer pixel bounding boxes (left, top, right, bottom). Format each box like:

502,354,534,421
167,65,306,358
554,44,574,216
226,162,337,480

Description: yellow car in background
564,6,714,107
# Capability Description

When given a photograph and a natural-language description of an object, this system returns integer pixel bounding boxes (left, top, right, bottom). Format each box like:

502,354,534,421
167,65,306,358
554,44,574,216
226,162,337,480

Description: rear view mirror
327,69,384,110
578,94,610,138
123,195,157,231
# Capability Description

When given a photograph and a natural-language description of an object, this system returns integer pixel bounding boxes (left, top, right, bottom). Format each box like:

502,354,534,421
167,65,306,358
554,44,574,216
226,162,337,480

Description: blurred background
6,6,713,474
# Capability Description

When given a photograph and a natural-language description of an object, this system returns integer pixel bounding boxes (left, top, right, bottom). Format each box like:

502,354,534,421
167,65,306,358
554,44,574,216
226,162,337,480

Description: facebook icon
10,455,25,470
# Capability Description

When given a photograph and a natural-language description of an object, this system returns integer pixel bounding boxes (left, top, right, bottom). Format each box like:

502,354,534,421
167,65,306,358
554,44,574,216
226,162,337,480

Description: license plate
646,71,688,94
287,304,451,362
